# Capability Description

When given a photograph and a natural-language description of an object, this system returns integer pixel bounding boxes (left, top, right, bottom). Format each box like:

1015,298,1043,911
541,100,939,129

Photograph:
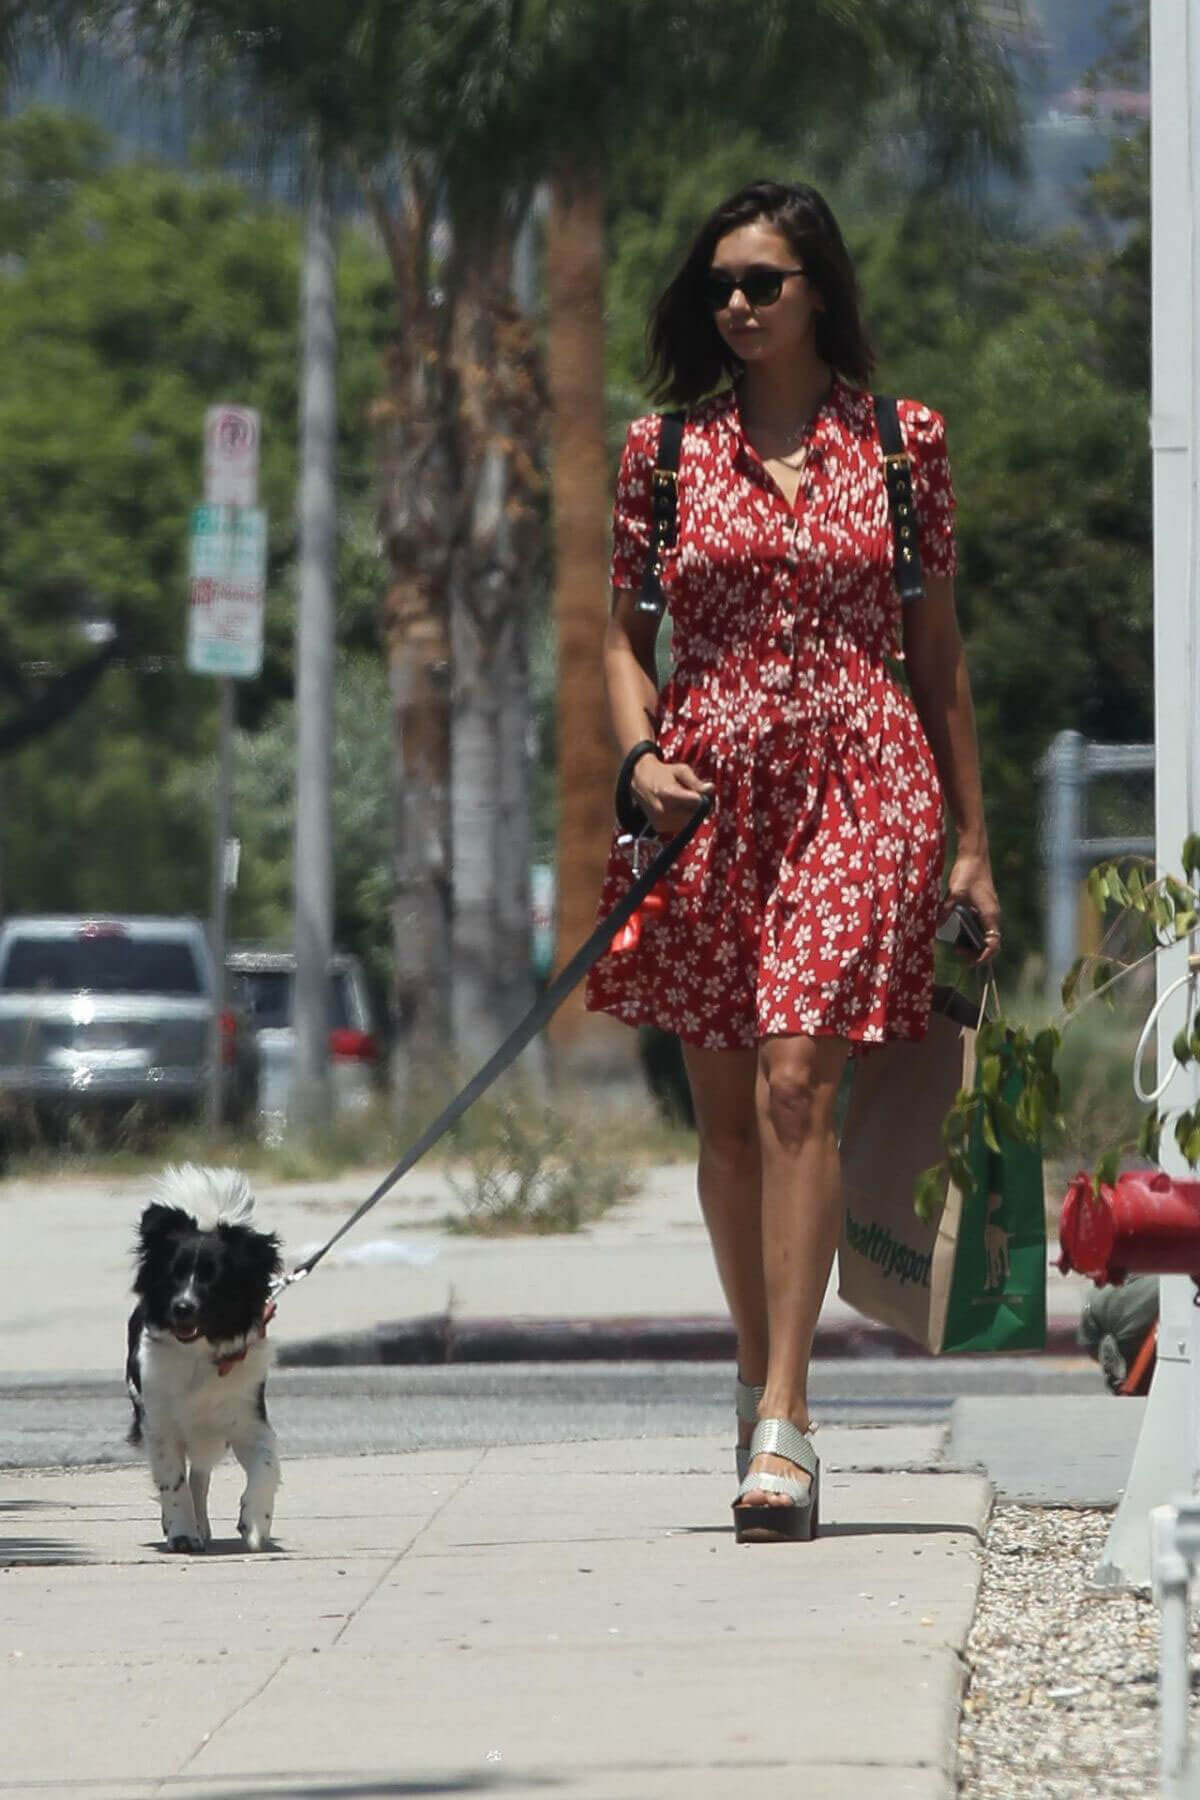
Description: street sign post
190,405,266,1134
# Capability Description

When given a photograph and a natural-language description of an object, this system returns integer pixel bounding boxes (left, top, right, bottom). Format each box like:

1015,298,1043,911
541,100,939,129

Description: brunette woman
585,180,1000,1543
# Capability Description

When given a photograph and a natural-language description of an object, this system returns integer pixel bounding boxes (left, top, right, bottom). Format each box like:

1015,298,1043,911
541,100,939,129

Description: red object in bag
606,887,669,955
1057,1169,1200,1285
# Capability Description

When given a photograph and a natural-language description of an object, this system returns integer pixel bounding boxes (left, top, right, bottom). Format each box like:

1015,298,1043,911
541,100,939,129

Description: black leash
274,793,714,1294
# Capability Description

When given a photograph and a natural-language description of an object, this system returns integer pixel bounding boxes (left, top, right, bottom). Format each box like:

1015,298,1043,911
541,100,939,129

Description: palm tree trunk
450,241,543,1066
544,162,641,1080
372,171,458,1097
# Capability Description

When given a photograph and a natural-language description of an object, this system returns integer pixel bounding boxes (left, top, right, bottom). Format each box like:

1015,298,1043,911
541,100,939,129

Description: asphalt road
0,1357,1101,1471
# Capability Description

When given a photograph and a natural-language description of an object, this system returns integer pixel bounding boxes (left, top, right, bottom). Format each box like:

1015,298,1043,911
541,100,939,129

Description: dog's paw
166,1532,207,1554
237,1504,273,1551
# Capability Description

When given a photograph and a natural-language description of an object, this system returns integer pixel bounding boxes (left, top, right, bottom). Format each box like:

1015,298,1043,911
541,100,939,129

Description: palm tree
516,0,1020,1072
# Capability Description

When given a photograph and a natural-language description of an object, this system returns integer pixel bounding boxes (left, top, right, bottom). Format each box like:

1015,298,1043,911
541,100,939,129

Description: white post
1093,0,1200,1592
1152,1506,1192,1796
292,151,336,1132
1042,728,1085,995
206,676,234,1132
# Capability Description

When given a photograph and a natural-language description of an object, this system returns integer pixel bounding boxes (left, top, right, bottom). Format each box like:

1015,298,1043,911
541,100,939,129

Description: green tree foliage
0,109,392,924
865,178,1151,960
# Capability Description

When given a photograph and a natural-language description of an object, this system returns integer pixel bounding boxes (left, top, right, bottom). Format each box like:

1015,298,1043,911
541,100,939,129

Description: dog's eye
194,1254,215,1283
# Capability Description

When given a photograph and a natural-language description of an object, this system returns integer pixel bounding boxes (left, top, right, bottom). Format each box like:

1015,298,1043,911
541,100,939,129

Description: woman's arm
902,574,1002,959
604,588,661,754
604,588,712,831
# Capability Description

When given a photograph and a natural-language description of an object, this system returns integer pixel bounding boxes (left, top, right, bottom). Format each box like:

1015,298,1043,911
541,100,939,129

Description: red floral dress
584,376,957,1052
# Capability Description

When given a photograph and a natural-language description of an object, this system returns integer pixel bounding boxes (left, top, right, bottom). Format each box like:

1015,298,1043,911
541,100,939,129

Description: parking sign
187,506,266,679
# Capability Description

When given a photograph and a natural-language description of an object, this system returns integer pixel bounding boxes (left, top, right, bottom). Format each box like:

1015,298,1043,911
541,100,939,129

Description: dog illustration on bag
983,1191,1010,1291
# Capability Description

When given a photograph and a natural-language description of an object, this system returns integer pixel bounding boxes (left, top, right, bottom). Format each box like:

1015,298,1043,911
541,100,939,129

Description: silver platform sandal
735,1377,764,1483
732,1417,820,1544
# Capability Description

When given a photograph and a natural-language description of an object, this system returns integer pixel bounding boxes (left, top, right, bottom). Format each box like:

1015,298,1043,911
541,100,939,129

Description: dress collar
714,372,856,464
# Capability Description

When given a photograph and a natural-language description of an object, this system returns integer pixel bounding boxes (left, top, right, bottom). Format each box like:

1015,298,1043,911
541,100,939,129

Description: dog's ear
218,1222,283,1293
222,1222,282,1274
134,1202,195,1268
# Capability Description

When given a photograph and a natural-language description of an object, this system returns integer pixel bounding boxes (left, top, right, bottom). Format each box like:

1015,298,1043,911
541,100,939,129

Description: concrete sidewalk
0,1160,1089,1376
3,1425,988,1799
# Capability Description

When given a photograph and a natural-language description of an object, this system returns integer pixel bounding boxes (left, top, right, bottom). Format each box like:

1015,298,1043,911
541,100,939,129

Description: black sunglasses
702,264,807,311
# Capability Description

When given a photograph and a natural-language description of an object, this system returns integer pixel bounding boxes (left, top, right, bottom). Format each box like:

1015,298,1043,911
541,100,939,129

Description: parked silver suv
0,915,257,1127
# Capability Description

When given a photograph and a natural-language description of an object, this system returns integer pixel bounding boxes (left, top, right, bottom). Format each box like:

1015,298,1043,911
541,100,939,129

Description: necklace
741,379,832,469
773,442,812,470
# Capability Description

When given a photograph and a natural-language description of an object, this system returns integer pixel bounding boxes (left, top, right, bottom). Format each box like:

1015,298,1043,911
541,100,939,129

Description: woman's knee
758,1041,844,1149
696,1110,758,1170
683,1045,759,1166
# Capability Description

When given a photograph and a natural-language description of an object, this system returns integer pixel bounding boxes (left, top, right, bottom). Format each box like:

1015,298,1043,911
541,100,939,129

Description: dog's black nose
171,1298,198,1323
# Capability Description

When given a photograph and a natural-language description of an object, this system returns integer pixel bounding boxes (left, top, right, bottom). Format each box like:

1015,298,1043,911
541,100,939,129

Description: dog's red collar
214,1301,276,1377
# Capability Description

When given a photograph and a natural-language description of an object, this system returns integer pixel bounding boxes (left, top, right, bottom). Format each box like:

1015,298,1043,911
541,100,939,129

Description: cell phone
935,900,987,955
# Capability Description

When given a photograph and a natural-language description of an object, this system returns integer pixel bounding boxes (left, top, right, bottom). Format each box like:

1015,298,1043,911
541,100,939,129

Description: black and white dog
127,1166,283,1552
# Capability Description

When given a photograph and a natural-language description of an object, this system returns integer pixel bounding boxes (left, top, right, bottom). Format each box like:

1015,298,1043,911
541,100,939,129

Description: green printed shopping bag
838,986,1046,1354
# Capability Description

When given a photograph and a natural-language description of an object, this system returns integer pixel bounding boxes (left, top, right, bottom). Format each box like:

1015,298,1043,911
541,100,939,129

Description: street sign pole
207,675,234,1133
190,406,265,1138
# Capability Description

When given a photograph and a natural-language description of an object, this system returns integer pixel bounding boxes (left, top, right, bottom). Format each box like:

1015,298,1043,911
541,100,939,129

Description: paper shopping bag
837,986,1046,1354
837,987,973,1347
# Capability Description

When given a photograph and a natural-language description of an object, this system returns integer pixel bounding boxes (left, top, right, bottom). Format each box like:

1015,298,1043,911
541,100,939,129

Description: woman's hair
645,180,875,404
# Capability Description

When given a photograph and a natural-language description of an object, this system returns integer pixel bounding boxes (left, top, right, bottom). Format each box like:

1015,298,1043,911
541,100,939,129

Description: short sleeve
610,414,659,592
898,401,957,581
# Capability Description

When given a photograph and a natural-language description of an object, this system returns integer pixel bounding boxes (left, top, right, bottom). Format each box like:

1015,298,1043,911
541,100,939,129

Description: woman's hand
632,757,715,834
943,849,1002,965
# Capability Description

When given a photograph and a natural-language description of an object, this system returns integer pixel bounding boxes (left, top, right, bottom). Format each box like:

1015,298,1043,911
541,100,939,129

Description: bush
443,1097,636,1235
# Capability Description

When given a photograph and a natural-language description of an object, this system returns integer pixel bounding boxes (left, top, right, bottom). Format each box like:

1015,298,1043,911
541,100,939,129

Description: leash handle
283,794,714,1285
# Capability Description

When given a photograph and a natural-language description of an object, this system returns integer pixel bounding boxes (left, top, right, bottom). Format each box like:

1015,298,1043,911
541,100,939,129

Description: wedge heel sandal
733,1417,820,1544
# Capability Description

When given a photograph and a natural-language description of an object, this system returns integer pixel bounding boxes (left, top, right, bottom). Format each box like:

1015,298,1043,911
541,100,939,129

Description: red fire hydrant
1058,1170,1200,1287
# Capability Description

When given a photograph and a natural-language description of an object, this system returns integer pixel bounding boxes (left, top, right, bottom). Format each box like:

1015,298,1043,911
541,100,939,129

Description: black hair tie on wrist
615,739,663,836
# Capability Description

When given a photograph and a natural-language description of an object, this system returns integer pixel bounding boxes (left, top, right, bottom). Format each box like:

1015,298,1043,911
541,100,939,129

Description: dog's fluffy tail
152,1164,256,1228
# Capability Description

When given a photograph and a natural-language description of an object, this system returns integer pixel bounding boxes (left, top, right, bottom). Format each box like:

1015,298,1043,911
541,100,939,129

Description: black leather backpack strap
635,410,686,617
873,395,924,602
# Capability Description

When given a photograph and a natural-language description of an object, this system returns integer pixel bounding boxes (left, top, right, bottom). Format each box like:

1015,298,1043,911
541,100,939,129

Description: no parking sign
204,405,260,507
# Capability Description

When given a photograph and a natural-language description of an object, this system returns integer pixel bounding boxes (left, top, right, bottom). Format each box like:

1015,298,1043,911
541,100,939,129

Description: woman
584,180,1000,1543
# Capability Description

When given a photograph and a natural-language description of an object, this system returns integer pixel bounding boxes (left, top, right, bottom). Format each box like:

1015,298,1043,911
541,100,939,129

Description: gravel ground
958,1504,1197,1799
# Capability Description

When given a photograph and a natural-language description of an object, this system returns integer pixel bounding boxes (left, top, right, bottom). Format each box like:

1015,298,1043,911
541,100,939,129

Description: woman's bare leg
739,1033,850,1508
680,1043,768,1447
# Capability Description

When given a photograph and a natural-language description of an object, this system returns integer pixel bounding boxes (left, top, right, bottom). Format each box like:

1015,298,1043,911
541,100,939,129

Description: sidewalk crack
155,1650,290,1793
330,1443,490,1647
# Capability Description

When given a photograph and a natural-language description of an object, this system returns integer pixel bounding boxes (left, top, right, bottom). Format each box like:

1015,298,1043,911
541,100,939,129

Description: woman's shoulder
895,396,949,452
620,390,734,450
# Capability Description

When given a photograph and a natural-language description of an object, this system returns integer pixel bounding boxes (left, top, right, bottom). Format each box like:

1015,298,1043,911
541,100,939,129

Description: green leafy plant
915,1011,1063,1220
1067,834,1200,1180
918,834,1200,1218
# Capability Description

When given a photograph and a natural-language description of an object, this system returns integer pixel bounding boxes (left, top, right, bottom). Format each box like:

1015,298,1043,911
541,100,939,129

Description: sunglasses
702,265,807,311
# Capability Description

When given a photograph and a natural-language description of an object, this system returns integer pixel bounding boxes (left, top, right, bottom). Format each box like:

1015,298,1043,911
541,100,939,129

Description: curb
277,1312,1086,1367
